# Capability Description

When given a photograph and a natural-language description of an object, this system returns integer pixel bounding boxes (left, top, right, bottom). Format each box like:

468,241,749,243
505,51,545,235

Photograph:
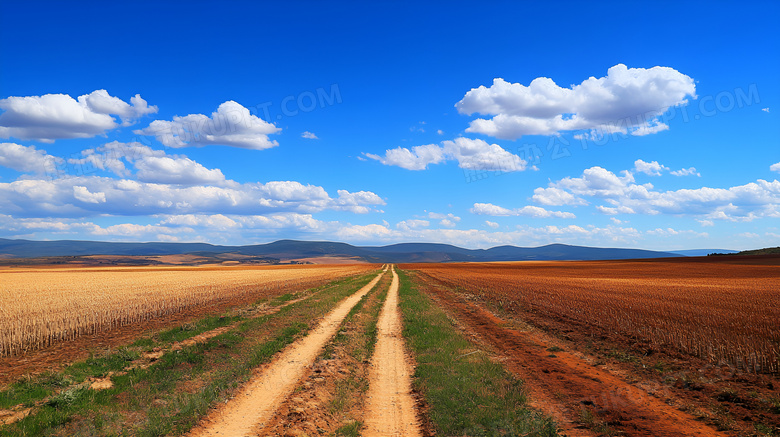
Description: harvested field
404,259,780,374
0,264,372,358
403,258,780,435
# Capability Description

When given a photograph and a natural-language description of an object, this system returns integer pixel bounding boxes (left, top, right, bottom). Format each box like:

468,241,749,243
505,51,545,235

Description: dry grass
404,260,780,373
0,264,373,356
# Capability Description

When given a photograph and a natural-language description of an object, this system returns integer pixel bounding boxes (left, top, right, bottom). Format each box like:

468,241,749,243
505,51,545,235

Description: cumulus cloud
485,220,499,229
68,141,163,178
536,165,780,222
66,141,227,185
73,186,106,204
332,190,386,214
634,159,668,176
771,162,780,173
471,202,576,219
335,223,395,241
0,143,63,174
160,213,328,234
0,90,157,142
633,159,700,177
670,167,700,177
364,143,446,170
456,64,695,139
0,176,385,218
396,219,429,230
532,187,588,206
134,156,226,185
135,101,281,150
365,137,526,172
426,212,461,227
301,131,318,139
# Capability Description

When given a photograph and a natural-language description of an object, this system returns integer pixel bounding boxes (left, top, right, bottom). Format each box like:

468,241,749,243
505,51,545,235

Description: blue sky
0,1,778,250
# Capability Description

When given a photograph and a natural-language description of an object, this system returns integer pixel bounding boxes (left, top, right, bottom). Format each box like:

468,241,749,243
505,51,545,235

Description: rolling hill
0,238,688,263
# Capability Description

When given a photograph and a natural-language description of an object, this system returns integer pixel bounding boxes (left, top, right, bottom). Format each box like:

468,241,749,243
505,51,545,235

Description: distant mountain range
667,249,738,257
0,237,729,263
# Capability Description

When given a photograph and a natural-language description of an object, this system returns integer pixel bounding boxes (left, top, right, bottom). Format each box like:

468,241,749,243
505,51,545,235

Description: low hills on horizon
0,237,741,265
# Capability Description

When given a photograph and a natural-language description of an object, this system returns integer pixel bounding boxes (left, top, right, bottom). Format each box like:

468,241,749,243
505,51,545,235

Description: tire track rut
187,268,386,437
363,266,421,437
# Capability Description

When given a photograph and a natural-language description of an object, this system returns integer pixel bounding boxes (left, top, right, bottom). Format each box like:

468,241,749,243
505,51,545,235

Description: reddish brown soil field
403,257,780,436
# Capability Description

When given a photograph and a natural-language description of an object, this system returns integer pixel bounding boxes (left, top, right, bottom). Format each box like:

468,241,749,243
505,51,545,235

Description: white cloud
439,218,458,228
0,90,157,142
0,143,63,174
771,162,780,173
437,129,444,135
762,108,770,113
646,228,708,238
595,205,636,215
364,143,446,170
456,64,695,139
332,190,386,214
135,101,281,150
160,213,328,234
485,220,499,229
538,165,780,222
68,141,164,178
134,156,226,185
532,187,587,206
73,186,106,204
442,138,526,171
630,122,670,136
0,140,385,219
634,159,701,177
634,159,668,176
633,159,699,177
301,131,318,139
67,141,226,185
670,167,700,177
335,223,395,241
0,176,384,218
396,219,429,230
427,212,461,222
471,202,576,219
365,137,526,172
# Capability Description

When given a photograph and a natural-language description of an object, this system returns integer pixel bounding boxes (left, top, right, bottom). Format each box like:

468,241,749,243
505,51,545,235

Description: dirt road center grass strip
397,269,557,437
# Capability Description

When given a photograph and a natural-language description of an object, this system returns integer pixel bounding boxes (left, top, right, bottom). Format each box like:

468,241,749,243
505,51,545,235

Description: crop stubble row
0,265,373,357
406,261,780,373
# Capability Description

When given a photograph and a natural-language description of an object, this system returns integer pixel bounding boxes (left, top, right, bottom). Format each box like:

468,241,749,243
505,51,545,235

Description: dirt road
420,277,723,437
187,269,385,437
363,266,421,437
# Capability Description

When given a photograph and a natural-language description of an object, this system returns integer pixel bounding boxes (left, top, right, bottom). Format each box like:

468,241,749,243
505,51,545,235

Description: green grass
397,269,557,437
0,270,380,437
328,276,388,415
333,420,361,436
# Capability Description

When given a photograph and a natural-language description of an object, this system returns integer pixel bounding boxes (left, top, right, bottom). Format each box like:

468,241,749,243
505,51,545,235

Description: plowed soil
418,275,724,437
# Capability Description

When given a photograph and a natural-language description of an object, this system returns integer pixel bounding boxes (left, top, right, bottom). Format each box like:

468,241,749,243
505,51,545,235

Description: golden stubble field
0,264,373,357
